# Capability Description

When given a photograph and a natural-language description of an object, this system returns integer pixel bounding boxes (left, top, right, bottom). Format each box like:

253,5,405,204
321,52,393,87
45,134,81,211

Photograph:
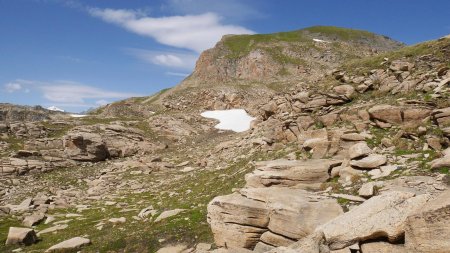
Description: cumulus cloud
126,48,197,69
4,79,141,106
88,8,255,52
165,72,189,77
4,82,23,93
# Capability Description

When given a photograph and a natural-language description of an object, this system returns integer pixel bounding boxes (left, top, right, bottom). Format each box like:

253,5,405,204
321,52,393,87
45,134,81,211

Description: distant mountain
47,106,65,112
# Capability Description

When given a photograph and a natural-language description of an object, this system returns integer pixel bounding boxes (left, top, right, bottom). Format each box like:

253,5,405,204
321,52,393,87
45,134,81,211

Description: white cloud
88,8,255,52
4,82,23,93
5,79,142,106
95,99,109,106
125,48,198,69
166,72,189,77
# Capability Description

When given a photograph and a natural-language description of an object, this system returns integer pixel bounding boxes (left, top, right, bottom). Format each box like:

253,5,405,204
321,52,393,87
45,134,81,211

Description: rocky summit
1,26,449,253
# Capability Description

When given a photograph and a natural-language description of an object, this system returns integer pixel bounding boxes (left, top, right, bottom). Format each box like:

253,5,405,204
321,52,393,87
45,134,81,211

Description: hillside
1,28,449,253
95,26,404,117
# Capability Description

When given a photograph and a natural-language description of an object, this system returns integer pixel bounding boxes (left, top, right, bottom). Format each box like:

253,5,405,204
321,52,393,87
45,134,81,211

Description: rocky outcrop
208,187,342,250
320,191,430,250
245,159,341,190
5,227,38,246
405,190,450,253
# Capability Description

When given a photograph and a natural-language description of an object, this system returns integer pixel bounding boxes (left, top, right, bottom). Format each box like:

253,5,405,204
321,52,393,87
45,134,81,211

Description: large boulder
245,159,341,190
433,107,450,127
207,188,342,250
46,237,91,252
63,132,108,162
368,105,402,124
360,242,407,253
319,191,431,250
207,193,269,249
405,190,450,253
5,227,38,246
350,154,387,169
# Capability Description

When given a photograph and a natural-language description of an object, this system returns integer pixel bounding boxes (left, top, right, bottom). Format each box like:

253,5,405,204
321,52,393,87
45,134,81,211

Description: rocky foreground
0,27,449,252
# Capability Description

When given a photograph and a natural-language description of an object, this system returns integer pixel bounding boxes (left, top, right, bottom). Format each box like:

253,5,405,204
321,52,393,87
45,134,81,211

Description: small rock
350,154,387,169
348,142,372,160
22,212,46,227
45,237,91,252
154,209,186,222
108,217,126,224
5,227,38,246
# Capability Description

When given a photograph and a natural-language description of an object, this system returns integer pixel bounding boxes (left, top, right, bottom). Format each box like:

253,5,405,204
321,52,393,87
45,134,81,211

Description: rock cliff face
181,26,404,87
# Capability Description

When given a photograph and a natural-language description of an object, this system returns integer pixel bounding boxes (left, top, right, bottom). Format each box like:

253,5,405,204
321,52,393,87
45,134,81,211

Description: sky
1,0,449,112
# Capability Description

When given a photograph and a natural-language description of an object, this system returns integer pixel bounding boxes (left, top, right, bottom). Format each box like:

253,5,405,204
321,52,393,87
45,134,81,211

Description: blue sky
1,0,449,112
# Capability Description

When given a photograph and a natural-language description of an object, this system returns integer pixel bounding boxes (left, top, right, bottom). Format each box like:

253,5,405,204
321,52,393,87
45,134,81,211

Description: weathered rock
63,132,108,162
320,191,431,250
405,190,450,253
207,193,269,248
360,242,407,253
433,107,450,126
348,142,372,160
22,212,46,227
156,244,188,253
5,227,38,246
350,154,387,169
37,224,68,236
431,154,450,170
246,159,341,190
333,85,355,99
368,105,402,124
208,188,343,249
46,237,91,252
154,209,186,222
390,60,414,72
108,217,126,224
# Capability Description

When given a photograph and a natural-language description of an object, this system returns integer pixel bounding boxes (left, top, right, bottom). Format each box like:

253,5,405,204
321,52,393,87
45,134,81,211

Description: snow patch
313,38,330,43
47,106,65,112
70,114,88,118
201,109,255,133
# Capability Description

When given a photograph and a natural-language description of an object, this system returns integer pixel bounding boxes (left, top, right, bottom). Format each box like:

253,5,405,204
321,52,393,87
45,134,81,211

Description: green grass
304,26,379,41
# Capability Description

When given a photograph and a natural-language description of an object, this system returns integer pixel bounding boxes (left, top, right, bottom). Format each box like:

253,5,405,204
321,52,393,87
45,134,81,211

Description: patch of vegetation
304,26,379,41
144,88,172,105
223,30,309,59
0,135,23,151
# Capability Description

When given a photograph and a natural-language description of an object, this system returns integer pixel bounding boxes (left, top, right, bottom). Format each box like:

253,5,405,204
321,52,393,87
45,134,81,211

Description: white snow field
69,114,88,118
200,109,255,133
313,38,331,43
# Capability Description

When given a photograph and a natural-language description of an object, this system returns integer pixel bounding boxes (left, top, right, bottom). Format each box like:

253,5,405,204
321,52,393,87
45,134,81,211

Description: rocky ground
0,27,449,253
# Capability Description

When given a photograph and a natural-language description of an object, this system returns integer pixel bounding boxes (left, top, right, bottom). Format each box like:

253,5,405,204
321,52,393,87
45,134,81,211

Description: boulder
22,212,46,227
433,107,450,126
368,105,402,124
405,190,450,253
350,154,387,169
154,209,186,222
5,227,38,246
207,193,270,248
63,132,108,162
333,85,355,99
390,60,414,72
360,242,407,253
348,142,372,160
156,244,188,253
208,188,343,249
320,191,431,250
430,155,450,170
245,159,341,189
46,237,91,252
